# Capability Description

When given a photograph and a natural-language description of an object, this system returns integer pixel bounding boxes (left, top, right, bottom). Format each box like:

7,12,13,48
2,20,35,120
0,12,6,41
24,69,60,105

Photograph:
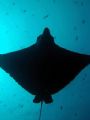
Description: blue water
0,0,90,120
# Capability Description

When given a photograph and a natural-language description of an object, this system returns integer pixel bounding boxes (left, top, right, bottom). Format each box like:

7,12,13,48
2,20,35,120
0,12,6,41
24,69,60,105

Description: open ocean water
0,0,90,120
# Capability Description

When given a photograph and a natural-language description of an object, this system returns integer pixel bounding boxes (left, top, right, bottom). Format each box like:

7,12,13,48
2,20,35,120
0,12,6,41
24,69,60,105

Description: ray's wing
0,42,90,95
0,44,41,83
45,44,90,94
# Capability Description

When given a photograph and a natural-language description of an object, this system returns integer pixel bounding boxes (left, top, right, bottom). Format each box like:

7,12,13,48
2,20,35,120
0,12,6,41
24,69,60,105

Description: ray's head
37,27,54,45
43,27,51,36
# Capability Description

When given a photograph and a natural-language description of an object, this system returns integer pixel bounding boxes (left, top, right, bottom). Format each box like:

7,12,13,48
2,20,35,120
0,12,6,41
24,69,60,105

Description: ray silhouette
0,27,90,104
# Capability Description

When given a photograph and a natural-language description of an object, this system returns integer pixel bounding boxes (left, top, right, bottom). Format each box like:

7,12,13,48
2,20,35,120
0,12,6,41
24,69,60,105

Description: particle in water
43,15,49,19
74,0,78,4
83,73,87,80
74,112,78,117
13,94,16,97
5,12,9,15
16,25,19,28
53,0,56,3
60,105,63,110
32,14,35,16
18,104,24,108
73,26,77,31
81,2,84,6
75,36,79,41
82,19,86,24
12,2,16,6
6,30,8,34
23,9,27,13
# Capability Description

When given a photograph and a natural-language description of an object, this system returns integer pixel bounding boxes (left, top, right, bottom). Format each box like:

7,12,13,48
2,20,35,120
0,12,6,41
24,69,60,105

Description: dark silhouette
0,27,90,104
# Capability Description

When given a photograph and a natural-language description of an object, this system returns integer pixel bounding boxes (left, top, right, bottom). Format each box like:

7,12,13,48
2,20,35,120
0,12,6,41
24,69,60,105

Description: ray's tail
39,101,43,120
